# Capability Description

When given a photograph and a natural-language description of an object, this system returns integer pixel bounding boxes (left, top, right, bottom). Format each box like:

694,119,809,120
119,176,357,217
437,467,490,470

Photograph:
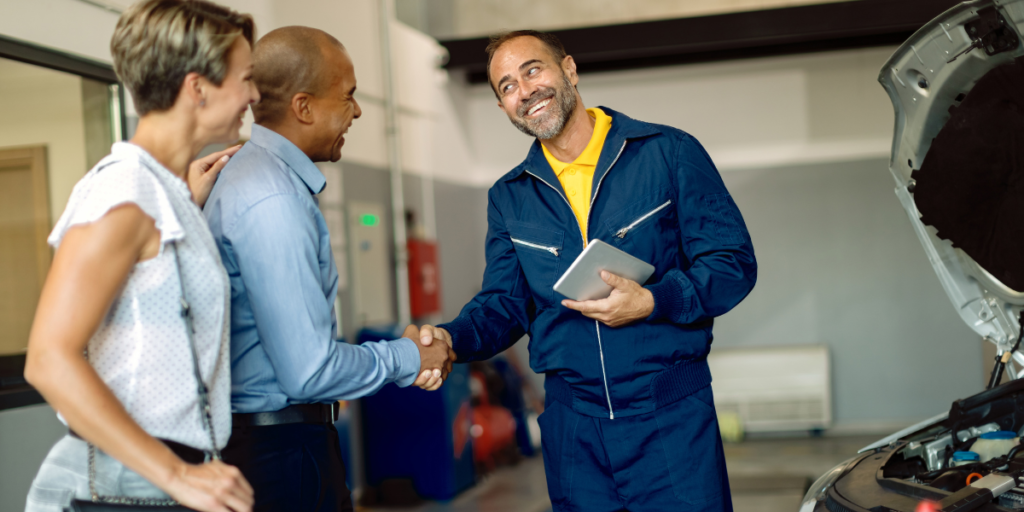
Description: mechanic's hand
418,325,456,387
188,145,241,208
561,271,654,328
162,459,254,512
407,324,455,391
418,325,452,349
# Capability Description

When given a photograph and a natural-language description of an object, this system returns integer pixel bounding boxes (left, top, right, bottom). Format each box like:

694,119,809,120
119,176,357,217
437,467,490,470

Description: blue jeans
25,435,171,512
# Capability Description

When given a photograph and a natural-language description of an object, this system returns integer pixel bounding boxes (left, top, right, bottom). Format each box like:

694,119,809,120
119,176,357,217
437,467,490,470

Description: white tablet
553,239,656,301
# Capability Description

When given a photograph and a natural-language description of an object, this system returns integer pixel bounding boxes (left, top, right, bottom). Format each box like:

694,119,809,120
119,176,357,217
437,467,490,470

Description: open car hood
880,0,1024,371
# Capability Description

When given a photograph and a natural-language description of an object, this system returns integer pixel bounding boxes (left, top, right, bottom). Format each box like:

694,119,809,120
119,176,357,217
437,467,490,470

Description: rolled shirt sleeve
226,193,420,401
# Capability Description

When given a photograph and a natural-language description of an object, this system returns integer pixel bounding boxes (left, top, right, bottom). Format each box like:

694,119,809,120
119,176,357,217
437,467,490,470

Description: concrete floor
360,434,880,512
725,434,878,512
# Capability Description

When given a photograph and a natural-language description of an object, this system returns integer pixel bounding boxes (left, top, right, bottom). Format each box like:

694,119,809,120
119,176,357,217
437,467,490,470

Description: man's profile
203,26,454,512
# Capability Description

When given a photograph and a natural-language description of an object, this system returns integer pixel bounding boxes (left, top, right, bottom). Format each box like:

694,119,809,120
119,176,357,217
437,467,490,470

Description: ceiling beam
440,0,964,84
0,34,117,83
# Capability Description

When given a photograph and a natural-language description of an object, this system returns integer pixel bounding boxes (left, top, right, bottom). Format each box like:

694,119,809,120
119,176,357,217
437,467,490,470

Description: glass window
0,56,119,358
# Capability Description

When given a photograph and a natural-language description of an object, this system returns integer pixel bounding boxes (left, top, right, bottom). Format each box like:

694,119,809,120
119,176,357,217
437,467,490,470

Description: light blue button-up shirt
204,124,420,413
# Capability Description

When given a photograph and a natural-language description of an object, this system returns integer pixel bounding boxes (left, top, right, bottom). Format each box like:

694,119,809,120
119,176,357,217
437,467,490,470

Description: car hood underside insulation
913,57,1024,293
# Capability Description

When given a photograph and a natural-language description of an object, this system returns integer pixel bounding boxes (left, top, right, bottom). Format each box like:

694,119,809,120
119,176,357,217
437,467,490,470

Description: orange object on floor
469,370,517,470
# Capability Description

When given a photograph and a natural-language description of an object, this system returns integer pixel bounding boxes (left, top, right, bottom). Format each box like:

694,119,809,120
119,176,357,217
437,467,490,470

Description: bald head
251,26,345,125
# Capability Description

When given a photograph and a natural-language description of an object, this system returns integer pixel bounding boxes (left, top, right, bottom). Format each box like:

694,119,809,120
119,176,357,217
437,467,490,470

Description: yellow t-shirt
542,107,612,243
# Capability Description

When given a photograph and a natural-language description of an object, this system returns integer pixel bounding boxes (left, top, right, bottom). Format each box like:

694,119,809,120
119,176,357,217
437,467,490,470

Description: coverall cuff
646,273,691,323
437,315,473,360
392,337,422,388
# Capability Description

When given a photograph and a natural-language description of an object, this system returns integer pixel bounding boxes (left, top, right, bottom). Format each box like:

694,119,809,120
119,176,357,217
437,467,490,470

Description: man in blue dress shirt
203,27,455,511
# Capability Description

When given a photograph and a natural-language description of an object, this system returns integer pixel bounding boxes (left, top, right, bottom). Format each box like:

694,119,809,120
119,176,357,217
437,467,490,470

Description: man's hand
188,145,241,208
561,271,654,327
419,325,452,349
404,325,455,391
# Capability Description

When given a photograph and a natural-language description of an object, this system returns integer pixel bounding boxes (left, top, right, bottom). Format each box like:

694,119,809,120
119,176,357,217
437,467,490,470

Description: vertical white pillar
379,0,412,327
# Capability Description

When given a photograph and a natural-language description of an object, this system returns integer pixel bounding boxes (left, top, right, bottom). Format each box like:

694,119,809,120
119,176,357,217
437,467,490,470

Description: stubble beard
509,74,577,140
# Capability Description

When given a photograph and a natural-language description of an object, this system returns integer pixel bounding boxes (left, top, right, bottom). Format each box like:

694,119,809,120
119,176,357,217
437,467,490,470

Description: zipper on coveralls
510,237,560,257
525,139,628,420
615,200,673,238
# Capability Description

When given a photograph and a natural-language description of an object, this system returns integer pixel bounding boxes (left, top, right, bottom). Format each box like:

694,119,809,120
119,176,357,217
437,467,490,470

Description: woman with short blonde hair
24,1,259,511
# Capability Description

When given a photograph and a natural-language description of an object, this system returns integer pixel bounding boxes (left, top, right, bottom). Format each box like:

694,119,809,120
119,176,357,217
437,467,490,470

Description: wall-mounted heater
708,345,831,433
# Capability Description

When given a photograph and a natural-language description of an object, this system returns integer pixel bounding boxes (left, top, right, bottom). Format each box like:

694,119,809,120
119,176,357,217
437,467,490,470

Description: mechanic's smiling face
490,36,580,140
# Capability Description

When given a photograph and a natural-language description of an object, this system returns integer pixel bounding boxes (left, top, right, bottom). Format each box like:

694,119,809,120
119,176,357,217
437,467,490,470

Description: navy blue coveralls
439,108,757,511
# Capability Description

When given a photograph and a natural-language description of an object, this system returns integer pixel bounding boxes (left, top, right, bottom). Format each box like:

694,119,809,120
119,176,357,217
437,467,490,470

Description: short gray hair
111,0,254,116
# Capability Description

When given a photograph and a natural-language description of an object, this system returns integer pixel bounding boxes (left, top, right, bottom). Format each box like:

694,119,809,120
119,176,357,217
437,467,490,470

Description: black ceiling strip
441,0,964,83
0,34,117,83
0,355,43,411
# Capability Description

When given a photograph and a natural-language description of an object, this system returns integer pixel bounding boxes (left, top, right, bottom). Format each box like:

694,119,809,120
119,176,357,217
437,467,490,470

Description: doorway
0,145,50,356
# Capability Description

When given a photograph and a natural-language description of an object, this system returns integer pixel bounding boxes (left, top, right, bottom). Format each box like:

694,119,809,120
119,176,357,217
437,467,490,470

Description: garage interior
0,1,1010,511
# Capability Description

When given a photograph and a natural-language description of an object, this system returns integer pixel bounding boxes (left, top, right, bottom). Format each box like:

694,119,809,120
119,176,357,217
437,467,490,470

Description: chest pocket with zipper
602,197,678,273
507,220,564,304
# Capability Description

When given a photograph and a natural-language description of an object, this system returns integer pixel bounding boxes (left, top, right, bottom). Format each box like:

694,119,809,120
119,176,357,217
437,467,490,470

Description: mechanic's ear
562,55,579,86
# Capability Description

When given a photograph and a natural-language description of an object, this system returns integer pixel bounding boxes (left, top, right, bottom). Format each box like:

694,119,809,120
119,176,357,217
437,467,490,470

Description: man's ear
290,92,314,125
562,55,579,87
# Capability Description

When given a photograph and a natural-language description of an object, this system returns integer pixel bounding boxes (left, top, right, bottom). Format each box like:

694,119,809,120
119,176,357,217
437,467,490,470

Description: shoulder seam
223,191,314,238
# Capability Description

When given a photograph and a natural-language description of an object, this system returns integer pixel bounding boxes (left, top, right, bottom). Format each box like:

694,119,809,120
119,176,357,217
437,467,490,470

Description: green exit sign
359,214,379,226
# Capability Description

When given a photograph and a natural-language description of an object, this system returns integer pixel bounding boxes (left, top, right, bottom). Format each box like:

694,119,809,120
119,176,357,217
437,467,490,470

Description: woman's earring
200,99,206,107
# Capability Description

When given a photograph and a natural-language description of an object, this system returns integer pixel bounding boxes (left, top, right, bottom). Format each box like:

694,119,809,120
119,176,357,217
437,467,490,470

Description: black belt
68,430,208,464
232,403,338,428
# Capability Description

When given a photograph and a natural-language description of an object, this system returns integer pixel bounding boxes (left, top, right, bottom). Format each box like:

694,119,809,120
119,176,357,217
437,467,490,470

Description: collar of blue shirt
249,123,327,195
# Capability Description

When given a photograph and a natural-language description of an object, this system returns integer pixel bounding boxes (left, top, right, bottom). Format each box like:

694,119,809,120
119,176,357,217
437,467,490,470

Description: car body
801,1,1024,510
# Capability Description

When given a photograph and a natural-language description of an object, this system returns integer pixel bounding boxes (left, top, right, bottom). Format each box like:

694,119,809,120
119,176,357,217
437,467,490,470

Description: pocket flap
507,220,564,249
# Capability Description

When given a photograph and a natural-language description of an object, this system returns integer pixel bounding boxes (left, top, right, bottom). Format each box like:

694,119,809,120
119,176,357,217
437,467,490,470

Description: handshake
405,324,456,391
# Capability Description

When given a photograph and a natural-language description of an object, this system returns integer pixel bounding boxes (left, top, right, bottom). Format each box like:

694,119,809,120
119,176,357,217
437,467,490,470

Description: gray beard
510,74,577,140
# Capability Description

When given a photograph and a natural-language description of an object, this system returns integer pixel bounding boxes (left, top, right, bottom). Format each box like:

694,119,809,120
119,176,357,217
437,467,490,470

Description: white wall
213,0,467,182
445,0,848,39
0,0,478,187
0,0,120,63
0,58,88,224
457,45,898,184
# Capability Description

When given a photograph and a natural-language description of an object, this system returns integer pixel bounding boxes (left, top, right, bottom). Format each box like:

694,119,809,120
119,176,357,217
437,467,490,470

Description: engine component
952,451,981,467
957,423,1001,443
905,434,955,471
972,431,1020,462
931,469,969,492
937,473,1016,512
999,486,1024,510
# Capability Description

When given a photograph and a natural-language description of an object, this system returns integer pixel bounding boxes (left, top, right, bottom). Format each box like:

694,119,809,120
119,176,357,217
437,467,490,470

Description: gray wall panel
715,158,981,426
0,404,65,512
433,179,488,323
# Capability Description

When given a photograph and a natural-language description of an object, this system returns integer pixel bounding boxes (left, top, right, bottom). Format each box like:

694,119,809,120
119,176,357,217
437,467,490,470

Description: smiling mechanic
418,31,757,511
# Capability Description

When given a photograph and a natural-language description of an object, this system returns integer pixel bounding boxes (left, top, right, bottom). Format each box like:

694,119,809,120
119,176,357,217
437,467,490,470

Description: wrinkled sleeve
438,190,533,362
226,194,421,401
645,134,757,325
